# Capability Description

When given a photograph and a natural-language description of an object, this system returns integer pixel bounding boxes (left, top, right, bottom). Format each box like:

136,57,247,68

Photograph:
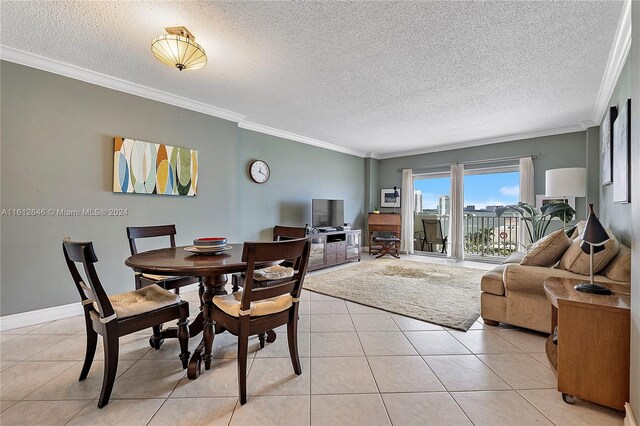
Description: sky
415,171,520,210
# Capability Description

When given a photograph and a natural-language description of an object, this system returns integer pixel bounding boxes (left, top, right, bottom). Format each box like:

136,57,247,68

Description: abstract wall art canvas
612,99,630,203
113,137,198,196
600,106,617,186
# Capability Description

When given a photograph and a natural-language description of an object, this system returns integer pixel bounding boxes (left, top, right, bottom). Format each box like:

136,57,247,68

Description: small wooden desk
125,245,275,379
543,277,630,410
367,213,401,255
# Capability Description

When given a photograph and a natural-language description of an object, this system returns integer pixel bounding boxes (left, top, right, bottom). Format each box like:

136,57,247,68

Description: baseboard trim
0,283,202,332
626,403,638,426
0,302,83,331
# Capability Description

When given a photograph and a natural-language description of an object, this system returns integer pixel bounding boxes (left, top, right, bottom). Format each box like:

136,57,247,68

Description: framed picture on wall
600,106,617,186
536,195,576,210
381,188,401,208
613,99,631,203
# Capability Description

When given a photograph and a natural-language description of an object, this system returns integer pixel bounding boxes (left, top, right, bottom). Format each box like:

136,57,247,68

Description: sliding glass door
413,173,451,255
463,167,520,258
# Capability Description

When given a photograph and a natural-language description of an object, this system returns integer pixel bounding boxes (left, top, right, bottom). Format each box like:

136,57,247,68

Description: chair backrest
239,238,311,312
62,238,115,320
273,225,307,241
422,217,444,243
126,225,177,255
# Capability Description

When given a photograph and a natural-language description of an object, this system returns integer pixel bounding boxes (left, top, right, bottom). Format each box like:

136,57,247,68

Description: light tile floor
0,254,625,425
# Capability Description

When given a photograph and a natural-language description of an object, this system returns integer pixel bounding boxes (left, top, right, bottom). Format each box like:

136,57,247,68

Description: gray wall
364,157,380,212
599,55,632,246
378,131,593,222
235,129,365,242
629,1,639,415
0,61,365,315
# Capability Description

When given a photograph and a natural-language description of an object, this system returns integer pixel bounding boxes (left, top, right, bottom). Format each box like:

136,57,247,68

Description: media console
308,229,361,271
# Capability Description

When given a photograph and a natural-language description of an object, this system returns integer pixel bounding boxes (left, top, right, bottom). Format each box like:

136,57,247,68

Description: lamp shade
579,204,610,254
151,27,207,71
545,168,586,197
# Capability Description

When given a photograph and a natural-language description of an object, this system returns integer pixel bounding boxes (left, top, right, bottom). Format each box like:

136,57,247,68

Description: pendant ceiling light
151,26,207,71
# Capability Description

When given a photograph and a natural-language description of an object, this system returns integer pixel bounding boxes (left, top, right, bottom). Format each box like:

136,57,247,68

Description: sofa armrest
503,264,586,296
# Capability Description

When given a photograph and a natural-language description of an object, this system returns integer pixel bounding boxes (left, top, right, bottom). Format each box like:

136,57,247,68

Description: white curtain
400,169,414,253
449,164,465,260
519,157,535,251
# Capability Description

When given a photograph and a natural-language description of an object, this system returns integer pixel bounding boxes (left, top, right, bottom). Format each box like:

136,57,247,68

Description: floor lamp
545,168,586,230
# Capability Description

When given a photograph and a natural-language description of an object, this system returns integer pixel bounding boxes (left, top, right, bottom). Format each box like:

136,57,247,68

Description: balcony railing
414,213,520,258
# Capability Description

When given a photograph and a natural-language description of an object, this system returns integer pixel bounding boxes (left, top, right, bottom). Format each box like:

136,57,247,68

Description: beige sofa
480,229,631,334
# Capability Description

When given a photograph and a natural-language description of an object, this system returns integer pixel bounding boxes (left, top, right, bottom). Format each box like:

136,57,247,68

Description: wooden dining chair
126,225,200,294
209,238,311,405
231,225,307,291
63,238,190,408
127,225,200,349
230,225,308,347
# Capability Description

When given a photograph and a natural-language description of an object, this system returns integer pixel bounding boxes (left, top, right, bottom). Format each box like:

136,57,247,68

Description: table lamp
392,186,400,214
545,167,586,231
574,204,612,295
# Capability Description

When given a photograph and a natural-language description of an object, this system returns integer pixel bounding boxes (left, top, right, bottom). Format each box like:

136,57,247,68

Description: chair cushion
141,273,179,281
96,284,181,319
602,244,631,283
481,265,506,296
558,230,620,275
212,292,293,317
253,265,294,282
520,230,571,267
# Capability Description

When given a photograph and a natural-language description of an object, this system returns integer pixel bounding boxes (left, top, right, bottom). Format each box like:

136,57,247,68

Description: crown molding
0,45,246,122
376,124,586,160
238,121,367,158
592,0,631,125
0,46,369,158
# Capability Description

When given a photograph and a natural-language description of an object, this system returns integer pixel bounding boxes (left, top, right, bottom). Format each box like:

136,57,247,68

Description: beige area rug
303,259,485,331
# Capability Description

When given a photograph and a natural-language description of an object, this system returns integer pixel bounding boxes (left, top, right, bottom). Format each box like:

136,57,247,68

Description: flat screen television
312,199,344,228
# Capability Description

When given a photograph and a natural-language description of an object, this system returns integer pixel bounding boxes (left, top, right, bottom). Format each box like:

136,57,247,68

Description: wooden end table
543,277,630,411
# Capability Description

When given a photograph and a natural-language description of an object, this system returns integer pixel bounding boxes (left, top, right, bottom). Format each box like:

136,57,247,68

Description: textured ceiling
0,1,624,157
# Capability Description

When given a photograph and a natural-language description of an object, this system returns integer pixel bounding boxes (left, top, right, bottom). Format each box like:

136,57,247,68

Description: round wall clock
249,160,270,183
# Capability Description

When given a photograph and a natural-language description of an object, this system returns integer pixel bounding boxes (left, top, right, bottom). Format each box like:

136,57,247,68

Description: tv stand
307,229,361,271
316,227,336,233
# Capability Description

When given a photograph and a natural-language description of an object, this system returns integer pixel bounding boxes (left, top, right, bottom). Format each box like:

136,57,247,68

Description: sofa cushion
481,265,506,296
558,231,619,275
521,230,571,267
503,252,525,264
601,244,631,283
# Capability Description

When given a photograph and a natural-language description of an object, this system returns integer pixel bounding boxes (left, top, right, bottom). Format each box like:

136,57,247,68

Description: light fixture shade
545,167,586,197
151,33,207,71
579,204,610,253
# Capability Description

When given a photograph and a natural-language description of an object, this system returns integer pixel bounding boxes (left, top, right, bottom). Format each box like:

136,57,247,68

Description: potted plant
495,202,575,246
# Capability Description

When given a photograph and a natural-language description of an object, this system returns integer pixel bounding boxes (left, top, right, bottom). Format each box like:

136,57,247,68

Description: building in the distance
414,190,423,214
464,205,476,212
437,195,450,216
485,205,504,212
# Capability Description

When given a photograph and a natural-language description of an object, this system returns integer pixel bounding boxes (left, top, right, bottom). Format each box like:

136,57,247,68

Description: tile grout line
347,309,394,426
391,314,476,426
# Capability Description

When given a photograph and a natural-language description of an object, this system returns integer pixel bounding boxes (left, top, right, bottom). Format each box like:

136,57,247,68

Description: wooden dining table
125,244,276,379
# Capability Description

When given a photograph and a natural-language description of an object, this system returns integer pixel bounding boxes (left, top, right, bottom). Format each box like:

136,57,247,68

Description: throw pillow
569,221,586,240
558,230,620,275
602,245,631,282
521,229,571,267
